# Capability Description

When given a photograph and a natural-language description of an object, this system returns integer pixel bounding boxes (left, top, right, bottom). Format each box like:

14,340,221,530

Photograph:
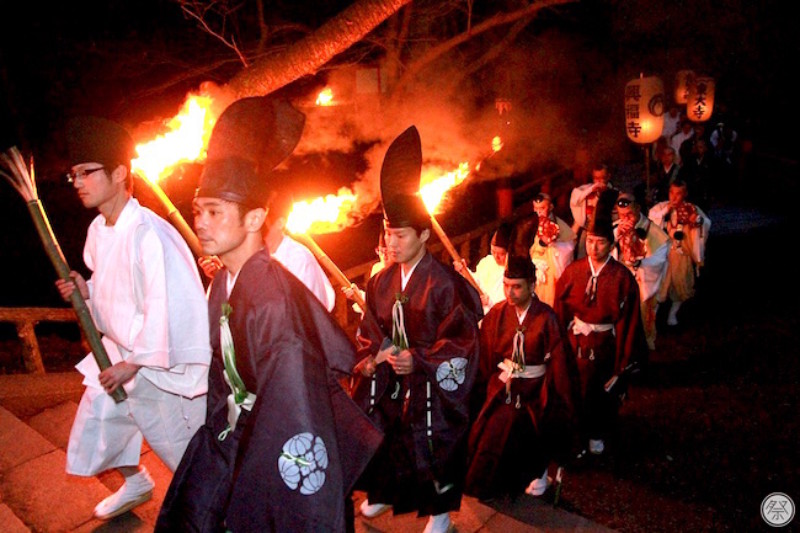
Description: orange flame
420,162,470,214
286,187,358,235
131,93,217,184
315,87,335,107
492,136,503,152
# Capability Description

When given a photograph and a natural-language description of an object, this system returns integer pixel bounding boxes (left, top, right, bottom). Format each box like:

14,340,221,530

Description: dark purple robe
352,252,481,516
156,249,382,533
465,298,576,499
553,257,646,441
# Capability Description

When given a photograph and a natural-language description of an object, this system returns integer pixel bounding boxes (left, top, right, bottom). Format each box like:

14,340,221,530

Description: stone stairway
0,373,170,533
0,373,615,533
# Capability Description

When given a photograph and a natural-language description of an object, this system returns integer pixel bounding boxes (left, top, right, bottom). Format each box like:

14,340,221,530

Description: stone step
0,391,170,532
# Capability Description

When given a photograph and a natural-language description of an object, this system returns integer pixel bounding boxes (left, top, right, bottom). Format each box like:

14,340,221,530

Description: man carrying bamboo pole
352,127,483,533
56,116,211,520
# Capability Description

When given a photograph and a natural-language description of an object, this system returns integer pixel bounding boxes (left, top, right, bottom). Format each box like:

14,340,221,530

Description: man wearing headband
465,256,575,501
613,192,670,350
554,192,646,457
157,100,380,532
569,163,615,259
353,190,482,533
57,116,210,520
529,192,575,307
648,180,711,327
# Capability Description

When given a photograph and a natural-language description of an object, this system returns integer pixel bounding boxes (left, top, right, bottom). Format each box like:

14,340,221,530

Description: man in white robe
455,223,512,315
264,193,336,312
56,117,210,520
648,180,711,326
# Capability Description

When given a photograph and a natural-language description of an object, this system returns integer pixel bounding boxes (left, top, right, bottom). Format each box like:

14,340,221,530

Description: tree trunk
226,0,412,99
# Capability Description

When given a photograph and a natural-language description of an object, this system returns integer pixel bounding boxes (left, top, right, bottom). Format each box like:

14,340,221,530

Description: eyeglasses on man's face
66,166,105,183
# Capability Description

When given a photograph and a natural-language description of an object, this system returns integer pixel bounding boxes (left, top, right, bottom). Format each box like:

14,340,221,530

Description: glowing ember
286,187,358,235
131,93,217,183
420,162,470,214
315,87,335,106
492,136,503,152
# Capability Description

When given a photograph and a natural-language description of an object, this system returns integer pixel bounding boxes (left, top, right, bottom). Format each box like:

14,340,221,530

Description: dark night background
1,0,796,309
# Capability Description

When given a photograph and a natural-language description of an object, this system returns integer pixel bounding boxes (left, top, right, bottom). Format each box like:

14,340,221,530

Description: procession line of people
52,96,711,531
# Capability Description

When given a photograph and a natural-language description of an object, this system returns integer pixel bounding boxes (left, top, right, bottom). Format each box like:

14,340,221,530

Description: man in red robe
465,256,575,501
554,198,646,457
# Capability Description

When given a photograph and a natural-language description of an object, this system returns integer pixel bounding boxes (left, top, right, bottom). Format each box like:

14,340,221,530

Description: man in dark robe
352,193,482,533
553,204,646,457
465,256,575,501
156,99,381,533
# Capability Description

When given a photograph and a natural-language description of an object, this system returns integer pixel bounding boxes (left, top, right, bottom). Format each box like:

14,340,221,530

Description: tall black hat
585,188,618,241
504,255,535,280
196,97,305,209
66,116,136,170
491,222,513,249
380,126,429,229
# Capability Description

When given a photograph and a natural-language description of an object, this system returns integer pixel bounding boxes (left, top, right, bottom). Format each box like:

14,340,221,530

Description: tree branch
226,0,413,99
392,0,577,95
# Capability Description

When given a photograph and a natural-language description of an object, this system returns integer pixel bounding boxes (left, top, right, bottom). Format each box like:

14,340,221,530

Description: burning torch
0,148,126,402
131,93,217,257
420,163,485,298
285,189,366,310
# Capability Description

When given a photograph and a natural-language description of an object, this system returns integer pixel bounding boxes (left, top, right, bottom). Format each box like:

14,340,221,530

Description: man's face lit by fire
491,245,508,267
585,233,612,262
503,276,533,310
668,184,688,207
533,198,552,219
193,197,249,258
384,223,429,266
617,202,640,224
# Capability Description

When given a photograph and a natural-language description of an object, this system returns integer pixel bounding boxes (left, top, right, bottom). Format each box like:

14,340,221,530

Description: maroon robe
352,251,482,517
465,298,575,499
553,257,646,441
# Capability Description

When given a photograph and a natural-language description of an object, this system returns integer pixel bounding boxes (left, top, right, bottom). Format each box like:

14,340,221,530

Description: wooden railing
0,307,78,373
2,167,574,373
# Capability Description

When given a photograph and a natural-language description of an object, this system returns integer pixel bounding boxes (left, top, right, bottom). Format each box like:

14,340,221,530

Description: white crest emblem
436,357,468,391
278,432,328,495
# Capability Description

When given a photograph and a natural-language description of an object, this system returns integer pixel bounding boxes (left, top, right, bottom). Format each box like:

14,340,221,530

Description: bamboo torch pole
139,177,203,257
429,214,484,297
291,232,366,310
0,148,126,402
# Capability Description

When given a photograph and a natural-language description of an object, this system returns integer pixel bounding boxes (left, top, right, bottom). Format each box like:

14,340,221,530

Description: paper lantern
674,70,696,105
687,76,715,122
624,76,665,144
